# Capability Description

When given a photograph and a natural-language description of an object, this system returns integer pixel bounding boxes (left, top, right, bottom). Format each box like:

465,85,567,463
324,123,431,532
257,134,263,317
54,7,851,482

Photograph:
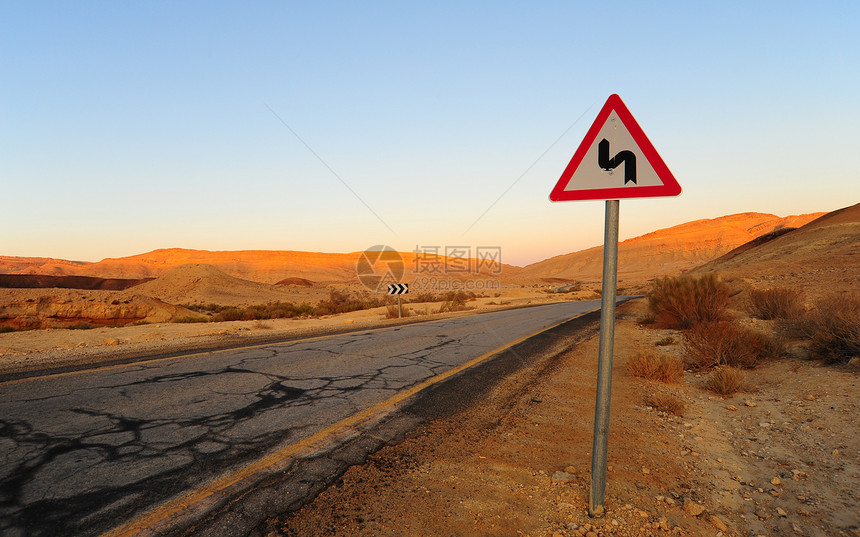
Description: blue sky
2,2,858,266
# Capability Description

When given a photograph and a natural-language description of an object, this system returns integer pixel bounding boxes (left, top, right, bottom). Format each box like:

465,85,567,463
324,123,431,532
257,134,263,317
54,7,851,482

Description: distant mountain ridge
514,211,825,284
0,249,361,283
691,203,859,299
0,210,827,285
0,248,517,285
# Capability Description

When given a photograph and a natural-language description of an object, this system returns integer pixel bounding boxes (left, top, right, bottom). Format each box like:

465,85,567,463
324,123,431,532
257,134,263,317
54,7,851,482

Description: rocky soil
272,300,859,537
0,288,189,330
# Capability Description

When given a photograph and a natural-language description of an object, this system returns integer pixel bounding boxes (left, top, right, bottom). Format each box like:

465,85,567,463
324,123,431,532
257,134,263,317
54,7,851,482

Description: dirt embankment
273,300,859,537
693,203,860,302
0,289,194,330
0,274,152,290
0,264,324,332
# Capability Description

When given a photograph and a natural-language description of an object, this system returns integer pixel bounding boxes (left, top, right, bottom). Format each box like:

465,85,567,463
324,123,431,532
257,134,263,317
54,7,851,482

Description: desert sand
0,210,826,340
0,288,583,378
272,204,858,537
276,299,858,537
1,206,857,536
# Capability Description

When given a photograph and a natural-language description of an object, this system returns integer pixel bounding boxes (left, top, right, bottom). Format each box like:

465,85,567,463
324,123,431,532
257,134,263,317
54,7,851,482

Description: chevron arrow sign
387,283,409,295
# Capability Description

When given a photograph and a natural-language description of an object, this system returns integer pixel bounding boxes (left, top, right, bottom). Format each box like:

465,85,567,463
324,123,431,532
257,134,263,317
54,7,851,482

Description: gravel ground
273,300,859,537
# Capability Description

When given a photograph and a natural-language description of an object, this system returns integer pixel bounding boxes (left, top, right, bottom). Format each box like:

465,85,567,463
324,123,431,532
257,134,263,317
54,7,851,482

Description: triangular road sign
550,94,681,201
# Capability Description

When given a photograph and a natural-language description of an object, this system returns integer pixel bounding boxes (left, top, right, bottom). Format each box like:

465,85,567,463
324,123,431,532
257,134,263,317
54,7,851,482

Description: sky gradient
2,2,858,266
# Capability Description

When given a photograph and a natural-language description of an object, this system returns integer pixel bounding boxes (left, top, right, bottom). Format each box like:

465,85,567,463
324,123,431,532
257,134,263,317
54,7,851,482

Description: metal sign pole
549,94,679,517
397,294,402,318
589,199,620,517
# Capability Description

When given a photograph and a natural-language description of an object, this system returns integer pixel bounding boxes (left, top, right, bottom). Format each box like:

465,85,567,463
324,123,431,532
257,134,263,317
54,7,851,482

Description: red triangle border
549,94,681,202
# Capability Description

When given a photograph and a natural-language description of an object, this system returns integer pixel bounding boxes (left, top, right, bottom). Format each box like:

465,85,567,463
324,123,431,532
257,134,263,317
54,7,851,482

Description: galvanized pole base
589,199,620,517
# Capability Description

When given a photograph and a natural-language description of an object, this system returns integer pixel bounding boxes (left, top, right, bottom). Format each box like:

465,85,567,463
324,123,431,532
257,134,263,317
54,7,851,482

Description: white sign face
563,110,664,191
549,94,681,202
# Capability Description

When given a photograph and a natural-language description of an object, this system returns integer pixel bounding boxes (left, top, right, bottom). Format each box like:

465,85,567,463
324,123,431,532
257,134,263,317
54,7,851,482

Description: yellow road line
99,311,589,537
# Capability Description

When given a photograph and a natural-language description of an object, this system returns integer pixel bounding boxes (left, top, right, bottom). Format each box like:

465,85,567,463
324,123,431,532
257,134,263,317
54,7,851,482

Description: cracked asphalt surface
0,301,604,537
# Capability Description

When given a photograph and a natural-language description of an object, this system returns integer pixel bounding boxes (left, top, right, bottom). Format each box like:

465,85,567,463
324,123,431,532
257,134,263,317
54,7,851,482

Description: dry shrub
384,304,412,319
647,274,730,329
684,321,783,370
705,366,745,395
654,336,675,346
437,291,475,313
748,288,805,320
408,291,440,304
644,392,686,416
202,302,315,322
315,290,384,316
627,350,684,383
172,316,208,324
639,313,656,325
761,331,788,361
801,293,860,364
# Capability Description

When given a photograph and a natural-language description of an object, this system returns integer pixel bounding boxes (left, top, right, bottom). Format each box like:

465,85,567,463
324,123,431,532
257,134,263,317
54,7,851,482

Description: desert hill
0,207,848,333
0,274,151,291
1,248,517,285
129,263,326,306
0,211,828,293
514,211,825,286
692,202,859,299
0,256,88,275
5,249,361,283
0,264,332,330
0,288,194,330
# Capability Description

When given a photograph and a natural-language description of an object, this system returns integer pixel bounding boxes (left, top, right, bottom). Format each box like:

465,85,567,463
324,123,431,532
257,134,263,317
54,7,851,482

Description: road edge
100,307,610,537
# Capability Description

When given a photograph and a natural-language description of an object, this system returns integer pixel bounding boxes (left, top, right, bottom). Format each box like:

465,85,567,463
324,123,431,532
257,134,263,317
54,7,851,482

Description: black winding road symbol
598,138,636,184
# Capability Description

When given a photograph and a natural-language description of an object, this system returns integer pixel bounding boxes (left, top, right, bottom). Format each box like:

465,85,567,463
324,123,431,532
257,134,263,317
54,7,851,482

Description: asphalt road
0,300,608,537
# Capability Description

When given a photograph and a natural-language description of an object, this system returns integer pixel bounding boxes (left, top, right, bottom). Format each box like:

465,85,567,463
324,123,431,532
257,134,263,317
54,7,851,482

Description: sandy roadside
274,299,859,537
0,293,583,378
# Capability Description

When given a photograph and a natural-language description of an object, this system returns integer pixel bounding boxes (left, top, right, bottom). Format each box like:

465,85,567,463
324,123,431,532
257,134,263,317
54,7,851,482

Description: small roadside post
549,94,682,517
387,283,409,318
